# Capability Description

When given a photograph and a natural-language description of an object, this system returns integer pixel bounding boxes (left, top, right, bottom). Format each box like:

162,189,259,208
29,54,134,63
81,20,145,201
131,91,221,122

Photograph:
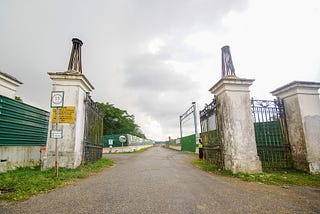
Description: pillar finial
221,45,236,78
67,38,83,73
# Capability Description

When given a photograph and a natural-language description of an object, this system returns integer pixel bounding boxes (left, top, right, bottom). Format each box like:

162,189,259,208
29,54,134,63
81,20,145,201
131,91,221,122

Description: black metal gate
199,98,224,168
83,93,104,163
251,99,292,169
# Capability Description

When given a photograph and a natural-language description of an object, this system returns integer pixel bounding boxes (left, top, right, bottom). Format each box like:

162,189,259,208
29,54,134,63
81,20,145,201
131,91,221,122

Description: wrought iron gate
251,99,292,169
199,98,224,168
83,93,104,163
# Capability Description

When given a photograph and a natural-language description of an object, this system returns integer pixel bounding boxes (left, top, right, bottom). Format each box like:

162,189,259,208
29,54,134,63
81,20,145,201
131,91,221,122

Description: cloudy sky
1,0,320,141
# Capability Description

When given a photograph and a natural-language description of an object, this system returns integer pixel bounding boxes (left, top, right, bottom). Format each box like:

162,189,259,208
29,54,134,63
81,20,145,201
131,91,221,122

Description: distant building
0,71,23,99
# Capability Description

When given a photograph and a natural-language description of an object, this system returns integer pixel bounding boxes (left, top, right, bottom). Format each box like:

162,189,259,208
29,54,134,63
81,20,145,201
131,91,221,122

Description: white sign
51,91,64,108
108,139,113,145
51,130,63,139
119,135,126,143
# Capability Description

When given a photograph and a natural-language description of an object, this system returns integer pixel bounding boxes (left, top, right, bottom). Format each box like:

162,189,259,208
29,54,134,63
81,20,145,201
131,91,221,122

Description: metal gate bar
251,99,292,169
83,94,103,163
200,98,224,168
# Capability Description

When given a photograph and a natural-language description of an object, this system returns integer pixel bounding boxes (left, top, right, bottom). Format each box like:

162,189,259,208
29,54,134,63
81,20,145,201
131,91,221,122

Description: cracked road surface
1,146,319,213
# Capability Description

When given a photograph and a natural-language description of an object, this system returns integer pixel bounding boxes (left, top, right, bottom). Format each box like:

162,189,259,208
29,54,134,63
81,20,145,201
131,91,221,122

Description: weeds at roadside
192,159,320,186
0,158,114,204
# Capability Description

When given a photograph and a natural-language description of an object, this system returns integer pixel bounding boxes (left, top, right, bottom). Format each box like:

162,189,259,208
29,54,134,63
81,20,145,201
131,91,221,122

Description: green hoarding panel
181,134,196,152
0,95,49,146
103,134,128,148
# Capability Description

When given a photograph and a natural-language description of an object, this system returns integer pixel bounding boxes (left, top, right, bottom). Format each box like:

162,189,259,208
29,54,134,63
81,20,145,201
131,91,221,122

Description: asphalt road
1,146,319,213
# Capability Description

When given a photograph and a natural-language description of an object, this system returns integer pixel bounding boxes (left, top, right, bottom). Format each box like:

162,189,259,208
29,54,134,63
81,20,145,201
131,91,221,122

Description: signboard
50,130,63,139
119,135,126,143
108,139,113,145
51,91,64,108
52,106,76,124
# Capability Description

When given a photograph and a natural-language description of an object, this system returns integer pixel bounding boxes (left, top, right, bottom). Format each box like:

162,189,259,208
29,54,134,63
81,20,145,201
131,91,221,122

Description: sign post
50,91,64,177
119,135,126,152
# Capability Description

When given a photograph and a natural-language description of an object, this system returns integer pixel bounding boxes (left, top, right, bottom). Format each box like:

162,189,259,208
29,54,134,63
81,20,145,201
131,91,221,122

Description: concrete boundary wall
0,146,42,172
103,145,153,153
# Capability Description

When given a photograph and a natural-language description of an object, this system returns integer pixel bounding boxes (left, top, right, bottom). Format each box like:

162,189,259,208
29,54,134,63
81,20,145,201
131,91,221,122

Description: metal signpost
119,135,126,152
50,91,64,177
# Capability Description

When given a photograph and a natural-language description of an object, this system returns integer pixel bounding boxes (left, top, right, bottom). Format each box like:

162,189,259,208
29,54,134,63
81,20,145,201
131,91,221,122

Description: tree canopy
97,102,146,138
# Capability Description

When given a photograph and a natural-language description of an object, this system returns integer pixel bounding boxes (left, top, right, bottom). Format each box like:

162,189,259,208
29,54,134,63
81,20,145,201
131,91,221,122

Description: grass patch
0,158,114,203
192,160,320,186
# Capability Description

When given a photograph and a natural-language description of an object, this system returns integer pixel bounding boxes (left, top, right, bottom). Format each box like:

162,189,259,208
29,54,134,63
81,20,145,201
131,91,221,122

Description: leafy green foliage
0,158,114,203
14,96,23,102
97,102,146,138
192,160,320,186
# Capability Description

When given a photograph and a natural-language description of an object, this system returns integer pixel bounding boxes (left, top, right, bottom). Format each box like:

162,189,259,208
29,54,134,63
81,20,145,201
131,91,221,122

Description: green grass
0,158,114,203
192,159,320,186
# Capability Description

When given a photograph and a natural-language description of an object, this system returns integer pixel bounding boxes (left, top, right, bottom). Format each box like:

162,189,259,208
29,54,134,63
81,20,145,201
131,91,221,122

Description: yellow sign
52,106,76,124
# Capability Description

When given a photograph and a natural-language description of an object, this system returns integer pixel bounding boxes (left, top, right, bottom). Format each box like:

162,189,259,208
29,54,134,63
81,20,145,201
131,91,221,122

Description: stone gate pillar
44,38,94,169
210,77,262,173
271,81,320,174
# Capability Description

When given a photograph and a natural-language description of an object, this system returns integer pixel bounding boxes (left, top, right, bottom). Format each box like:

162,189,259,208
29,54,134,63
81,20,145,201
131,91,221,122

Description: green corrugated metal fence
181,134,196,152
0,95,49,146
103,134,128,147
103,134,153,148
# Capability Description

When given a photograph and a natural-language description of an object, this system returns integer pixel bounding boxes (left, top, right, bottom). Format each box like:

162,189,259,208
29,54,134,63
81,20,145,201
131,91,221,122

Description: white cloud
148,38,166,54
1,0,319,141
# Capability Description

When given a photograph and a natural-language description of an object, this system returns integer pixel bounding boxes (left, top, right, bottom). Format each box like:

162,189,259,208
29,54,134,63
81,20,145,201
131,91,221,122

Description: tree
97,102,146,138
14,96,23,102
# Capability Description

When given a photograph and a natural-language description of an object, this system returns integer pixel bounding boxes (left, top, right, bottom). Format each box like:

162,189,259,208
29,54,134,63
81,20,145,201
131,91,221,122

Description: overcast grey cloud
1,0,319,140
124,54,197,91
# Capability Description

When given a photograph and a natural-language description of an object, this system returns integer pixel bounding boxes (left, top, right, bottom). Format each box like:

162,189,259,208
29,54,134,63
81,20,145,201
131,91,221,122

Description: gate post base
43,151,83,169
309,162,320,174
226,156,262,174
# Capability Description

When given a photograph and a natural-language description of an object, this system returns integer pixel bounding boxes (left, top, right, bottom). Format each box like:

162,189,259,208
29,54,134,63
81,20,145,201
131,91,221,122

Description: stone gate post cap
47,71,94,92
271,81,320,98
209,77,255,95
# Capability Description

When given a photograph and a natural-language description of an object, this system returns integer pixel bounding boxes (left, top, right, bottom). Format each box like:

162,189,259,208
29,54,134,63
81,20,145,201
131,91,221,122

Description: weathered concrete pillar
44,72,94,169
210,76,262,173
44,38,94,169
271,81,320,174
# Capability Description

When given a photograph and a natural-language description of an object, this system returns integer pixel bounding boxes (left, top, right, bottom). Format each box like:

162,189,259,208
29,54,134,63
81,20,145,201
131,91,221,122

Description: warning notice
51,91,64,108
52,106,76,124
